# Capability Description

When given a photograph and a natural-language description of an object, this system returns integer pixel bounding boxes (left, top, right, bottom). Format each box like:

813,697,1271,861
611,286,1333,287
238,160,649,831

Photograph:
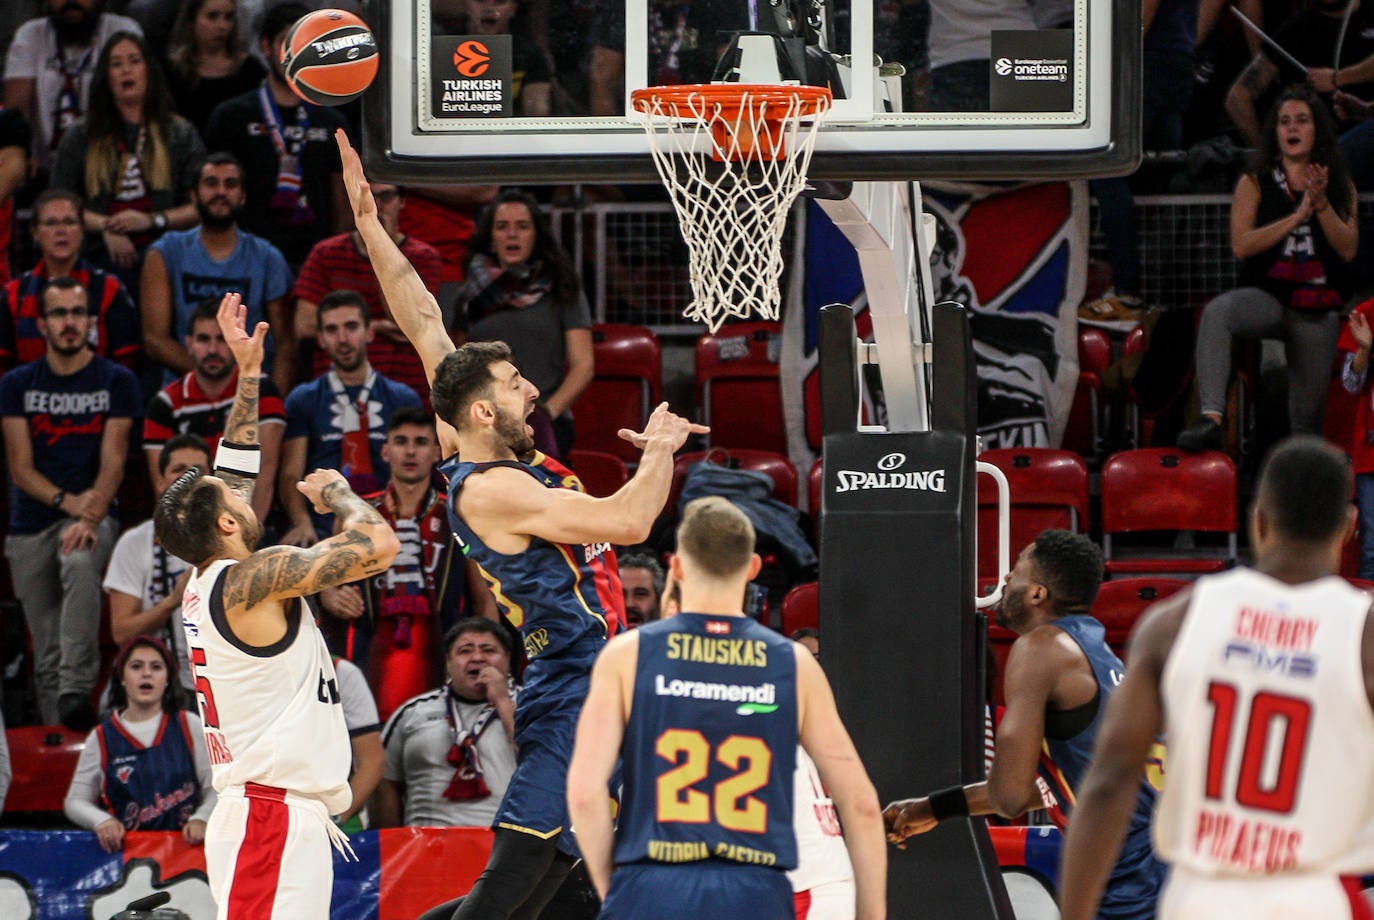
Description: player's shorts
1161,867,1374,920
794,877,856,920
205,783,350,920
601,862,794,920
495,699,581,856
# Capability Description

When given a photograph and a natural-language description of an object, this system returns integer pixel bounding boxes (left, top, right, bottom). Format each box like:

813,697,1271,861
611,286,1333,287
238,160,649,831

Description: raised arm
215,293,268,504
335,131,454,389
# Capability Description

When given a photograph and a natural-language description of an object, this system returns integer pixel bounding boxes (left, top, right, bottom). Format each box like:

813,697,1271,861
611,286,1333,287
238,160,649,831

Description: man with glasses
0,276,139,730
140,152,293,392
0,189,140,372
293,182,443,407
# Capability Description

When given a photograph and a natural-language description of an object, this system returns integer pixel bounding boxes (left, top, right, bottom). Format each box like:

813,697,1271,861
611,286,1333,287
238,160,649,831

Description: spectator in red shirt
294,181,443,404
0,189,141,372
142,296,285,523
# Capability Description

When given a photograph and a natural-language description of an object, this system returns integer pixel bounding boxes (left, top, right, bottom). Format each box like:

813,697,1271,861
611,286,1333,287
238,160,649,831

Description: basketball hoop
632,83,832,332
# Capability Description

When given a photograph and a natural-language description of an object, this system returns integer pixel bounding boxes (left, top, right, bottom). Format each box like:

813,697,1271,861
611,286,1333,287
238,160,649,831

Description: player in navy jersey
339,130,711,920
568,497,886,920
884,530,1165,919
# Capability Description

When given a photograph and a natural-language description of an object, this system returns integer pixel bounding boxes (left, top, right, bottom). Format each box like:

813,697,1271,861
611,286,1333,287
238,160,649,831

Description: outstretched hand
298,468,352,514
618,402,709,453
216,291,268,373
335,128,377,225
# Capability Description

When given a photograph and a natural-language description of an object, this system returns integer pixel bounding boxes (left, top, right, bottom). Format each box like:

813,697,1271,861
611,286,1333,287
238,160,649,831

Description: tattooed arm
220,469,400,644
1225,54,1278,149
215,293,268,502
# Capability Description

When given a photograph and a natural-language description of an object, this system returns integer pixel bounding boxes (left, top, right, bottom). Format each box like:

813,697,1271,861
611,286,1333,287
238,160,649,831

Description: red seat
695,322,785,454
572,324,662,463
567,449,629,498
1091,577,1188,660
1062,370,1103,458
781,581,818,635
1100,448,1238,576
1079,327,1111,376
6,725,85,814
977,449,1090,584
668,449,799,516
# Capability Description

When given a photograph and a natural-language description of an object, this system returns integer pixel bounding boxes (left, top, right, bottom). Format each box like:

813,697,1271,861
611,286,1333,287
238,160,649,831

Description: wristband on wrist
214,440,261,479
928,784,970,822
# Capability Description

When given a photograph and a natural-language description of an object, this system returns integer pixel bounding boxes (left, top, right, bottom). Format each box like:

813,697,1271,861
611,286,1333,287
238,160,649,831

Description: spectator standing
203,1,351,268
294,181,442,406
142,297,285,522
1,276,139,729
1225,0,1374,149
63,636,215,851
451,0,551,116
373,618,519,829
50,31,203,290
2,0,142,173
925,0,1036,113
319,407,492,718
1178,86,1358,451
105,434,211,698
456,190,594,460
0,189,141,372
279,290,421,545
165,0,267,136
0,107,29,285
140,152,293,391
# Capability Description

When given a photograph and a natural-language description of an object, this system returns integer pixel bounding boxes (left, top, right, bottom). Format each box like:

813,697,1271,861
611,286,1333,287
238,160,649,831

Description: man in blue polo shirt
0,276,139,729
279,290,421,545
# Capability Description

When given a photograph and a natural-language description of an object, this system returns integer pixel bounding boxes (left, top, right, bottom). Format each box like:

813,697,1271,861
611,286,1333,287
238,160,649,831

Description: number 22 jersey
614,613,798,871
1156,569,1374,876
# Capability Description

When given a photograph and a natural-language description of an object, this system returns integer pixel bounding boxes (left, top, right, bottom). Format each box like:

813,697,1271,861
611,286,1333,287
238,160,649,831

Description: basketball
280,9,379,107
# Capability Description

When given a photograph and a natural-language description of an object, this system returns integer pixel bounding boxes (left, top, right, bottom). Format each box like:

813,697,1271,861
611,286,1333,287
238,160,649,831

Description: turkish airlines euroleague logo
453,40,490,77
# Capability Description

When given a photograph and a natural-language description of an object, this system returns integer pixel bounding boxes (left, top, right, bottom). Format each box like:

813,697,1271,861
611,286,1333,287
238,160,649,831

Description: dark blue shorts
494,698,582,856
601,862,793,920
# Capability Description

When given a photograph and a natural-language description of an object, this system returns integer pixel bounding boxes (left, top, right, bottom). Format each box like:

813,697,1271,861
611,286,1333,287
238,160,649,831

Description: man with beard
204,1,350,270
883,530,1166,920
2,0,141,173
141,152,294,393
0,276,139,729
338,128,706,920
157,292,400,920
280,290,421,546
0,188,140,372
143,297,287,523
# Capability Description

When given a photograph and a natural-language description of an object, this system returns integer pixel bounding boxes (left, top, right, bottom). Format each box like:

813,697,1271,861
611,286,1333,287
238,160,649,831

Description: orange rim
631,83,833,119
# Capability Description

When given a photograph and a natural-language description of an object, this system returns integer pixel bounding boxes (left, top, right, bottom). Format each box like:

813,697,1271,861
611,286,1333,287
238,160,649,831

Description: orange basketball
280,9,379,107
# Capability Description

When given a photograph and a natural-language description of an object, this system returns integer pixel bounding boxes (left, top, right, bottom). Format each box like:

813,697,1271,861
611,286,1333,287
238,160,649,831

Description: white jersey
787,747,855,894
181,558,352,815
1156,569,1374,877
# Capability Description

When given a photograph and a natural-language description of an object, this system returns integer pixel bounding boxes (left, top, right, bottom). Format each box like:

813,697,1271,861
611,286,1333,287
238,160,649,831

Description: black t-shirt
168,55,267,138
0,108,33,155
203,83,349,267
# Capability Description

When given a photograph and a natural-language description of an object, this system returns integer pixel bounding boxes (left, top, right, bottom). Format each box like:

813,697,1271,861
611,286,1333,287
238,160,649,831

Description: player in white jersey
154,294,401,920
790,746,857,920
1060,436,1374,920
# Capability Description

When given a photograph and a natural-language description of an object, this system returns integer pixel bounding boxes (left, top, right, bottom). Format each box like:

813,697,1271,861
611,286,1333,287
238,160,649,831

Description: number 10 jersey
1156,569,1374,876
614,613,799,872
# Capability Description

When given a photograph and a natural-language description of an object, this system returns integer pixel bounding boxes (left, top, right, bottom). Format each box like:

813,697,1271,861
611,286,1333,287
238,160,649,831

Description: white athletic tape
215,442,261,478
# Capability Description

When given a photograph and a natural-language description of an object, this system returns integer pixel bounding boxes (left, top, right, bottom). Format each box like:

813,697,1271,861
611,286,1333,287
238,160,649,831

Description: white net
632,85,831,332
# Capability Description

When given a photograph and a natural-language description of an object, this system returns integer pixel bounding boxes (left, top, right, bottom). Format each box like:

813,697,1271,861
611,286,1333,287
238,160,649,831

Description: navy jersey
1039,615,1166,918
96,712,201,831
441,451,624,725
614,613,799,871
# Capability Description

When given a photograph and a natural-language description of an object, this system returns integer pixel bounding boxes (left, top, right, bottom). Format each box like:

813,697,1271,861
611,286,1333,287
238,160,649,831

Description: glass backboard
361,0,1140,183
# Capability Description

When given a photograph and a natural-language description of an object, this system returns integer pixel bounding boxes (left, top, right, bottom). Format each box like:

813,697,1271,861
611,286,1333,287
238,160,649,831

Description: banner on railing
0,826,495,920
